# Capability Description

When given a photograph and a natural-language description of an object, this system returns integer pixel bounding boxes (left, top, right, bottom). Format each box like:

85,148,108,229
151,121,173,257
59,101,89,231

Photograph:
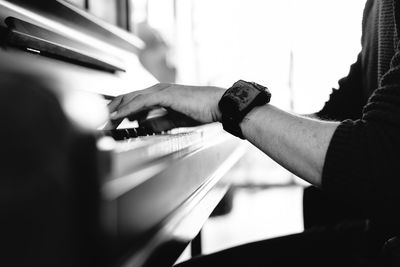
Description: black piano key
127,128,138,138
123,129,130,140
108,129,129,140
136,126,148,136
100,125,167,140
145,126,154,135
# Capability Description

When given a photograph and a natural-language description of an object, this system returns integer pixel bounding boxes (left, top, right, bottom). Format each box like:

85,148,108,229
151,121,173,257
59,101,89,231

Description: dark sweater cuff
321,120,365,199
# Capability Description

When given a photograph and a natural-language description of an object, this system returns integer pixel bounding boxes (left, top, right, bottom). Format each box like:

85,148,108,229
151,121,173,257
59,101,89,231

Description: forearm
240,104,339,186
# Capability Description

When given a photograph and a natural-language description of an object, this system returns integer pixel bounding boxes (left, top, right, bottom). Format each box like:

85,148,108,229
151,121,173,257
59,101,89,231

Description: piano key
127,128,138,138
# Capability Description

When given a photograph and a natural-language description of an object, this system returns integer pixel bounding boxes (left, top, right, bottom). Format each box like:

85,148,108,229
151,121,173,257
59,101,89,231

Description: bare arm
109,83,338,187
240,104,339,186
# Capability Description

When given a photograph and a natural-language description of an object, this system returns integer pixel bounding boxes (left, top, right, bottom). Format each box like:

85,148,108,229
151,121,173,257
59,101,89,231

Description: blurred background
66,0,366,261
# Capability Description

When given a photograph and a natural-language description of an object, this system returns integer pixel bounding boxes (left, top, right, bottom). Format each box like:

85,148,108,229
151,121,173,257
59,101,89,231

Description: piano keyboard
101,127,159,140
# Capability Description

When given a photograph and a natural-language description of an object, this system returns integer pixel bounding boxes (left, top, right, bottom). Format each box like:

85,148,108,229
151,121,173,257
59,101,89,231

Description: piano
0,1,246,266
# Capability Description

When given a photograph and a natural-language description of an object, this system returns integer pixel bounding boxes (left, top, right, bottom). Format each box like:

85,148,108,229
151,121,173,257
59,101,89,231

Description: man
108,0,400,265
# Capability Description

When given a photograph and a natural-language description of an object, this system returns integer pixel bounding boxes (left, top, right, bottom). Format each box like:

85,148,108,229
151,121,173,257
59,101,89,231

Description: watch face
232,81,262,111
230,80,271,112
219,80,270,121
219,80,270,139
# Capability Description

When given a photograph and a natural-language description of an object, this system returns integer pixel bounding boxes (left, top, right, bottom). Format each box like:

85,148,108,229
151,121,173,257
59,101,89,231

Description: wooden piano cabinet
0,75,102,267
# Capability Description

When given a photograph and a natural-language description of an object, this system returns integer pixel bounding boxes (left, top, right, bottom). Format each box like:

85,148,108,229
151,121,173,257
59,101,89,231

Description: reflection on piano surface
0,1,246,266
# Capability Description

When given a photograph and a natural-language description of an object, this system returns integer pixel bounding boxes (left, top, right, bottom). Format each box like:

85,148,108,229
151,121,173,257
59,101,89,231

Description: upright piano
0,1,246,266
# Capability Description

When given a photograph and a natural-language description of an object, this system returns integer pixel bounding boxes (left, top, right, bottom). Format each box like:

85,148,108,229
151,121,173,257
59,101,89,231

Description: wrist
212,87,225,122
239,104,268,137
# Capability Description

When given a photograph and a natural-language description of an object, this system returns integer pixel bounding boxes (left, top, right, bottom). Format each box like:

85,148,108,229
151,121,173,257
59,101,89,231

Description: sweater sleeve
316,0,376,121
321,39,400,232
316,1,377,121
316,54,366,121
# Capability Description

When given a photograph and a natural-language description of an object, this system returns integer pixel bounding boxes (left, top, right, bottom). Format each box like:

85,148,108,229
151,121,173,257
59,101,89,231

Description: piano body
0,1,246,266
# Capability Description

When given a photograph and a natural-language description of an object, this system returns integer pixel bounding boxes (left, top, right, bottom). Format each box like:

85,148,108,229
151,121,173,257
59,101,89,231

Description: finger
108,93,139,112
108,83,170,112
107,95,123,112
110,93,162,120
115,83,173,114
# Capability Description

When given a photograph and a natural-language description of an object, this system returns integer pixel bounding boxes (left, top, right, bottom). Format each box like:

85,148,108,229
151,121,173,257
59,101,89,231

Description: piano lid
4,16,126,72
0,0,146,73
0,0,158,96
1,0,144,51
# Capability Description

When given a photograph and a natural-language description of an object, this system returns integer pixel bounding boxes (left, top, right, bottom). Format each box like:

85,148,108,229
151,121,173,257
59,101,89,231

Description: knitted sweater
317,0,400,238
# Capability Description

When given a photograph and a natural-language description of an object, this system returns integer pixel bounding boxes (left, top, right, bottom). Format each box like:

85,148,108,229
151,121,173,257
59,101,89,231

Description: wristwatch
218,80,271,139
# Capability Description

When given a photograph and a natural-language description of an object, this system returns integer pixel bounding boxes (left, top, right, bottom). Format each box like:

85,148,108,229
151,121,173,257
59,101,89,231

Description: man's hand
108,83,226,124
